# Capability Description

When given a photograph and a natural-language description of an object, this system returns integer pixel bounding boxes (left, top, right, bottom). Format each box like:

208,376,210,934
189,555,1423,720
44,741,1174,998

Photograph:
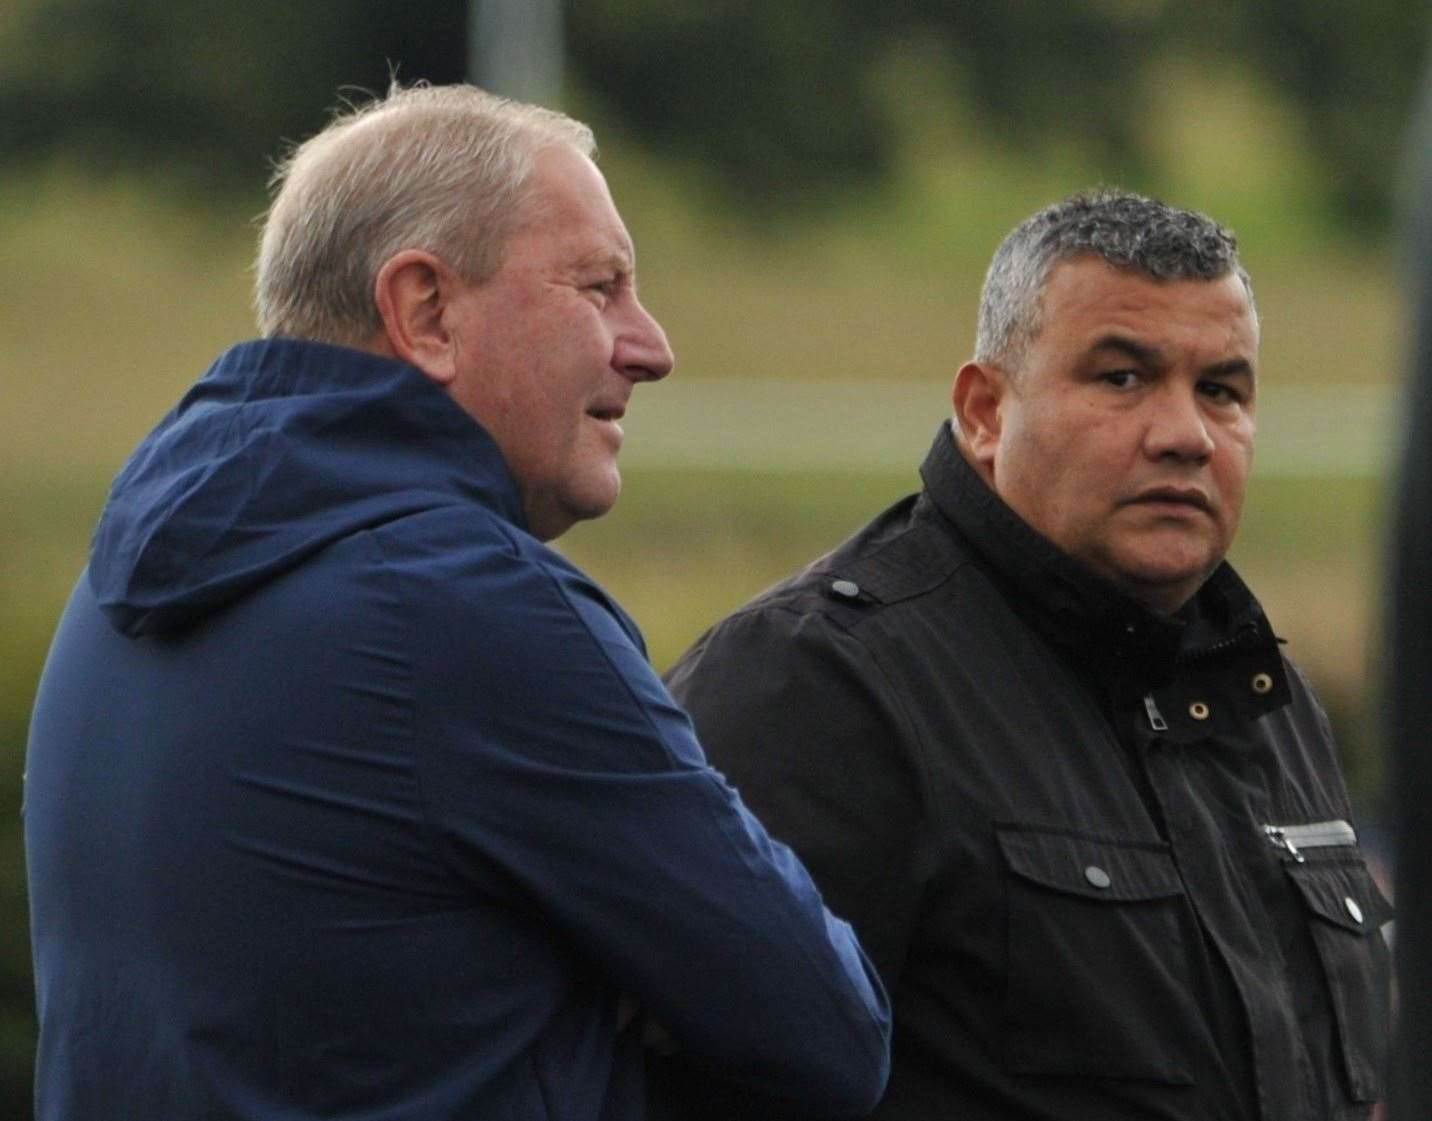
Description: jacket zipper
1262,820,1357,863
1143,694,1168,732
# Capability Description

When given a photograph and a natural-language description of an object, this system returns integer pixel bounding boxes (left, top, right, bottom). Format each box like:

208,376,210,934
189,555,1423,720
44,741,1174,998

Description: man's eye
586,277,619,298
1200,381,1242,404
1100,370,1138,388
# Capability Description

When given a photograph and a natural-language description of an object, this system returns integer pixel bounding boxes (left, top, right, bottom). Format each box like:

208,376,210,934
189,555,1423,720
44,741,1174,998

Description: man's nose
615,298,675,383
1145,386,1216,462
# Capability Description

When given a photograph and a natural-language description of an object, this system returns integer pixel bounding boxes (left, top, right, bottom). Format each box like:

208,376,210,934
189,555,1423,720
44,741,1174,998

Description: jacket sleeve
403,537,891,1115
651,602,933,1117
668,604,931,992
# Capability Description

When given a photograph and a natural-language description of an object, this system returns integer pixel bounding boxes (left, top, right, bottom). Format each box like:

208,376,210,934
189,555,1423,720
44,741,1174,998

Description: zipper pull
1264,825,1306,863
1143,694,1168,732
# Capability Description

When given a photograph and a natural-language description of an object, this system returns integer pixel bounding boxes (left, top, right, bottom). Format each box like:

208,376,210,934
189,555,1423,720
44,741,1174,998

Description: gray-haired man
25,84,890,1120
652,190,1392,1120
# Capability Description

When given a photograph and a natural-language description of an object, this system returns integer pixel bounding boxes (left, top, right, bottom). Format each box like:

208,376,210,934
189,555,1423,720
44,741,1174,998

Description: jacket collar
918,422,1278,697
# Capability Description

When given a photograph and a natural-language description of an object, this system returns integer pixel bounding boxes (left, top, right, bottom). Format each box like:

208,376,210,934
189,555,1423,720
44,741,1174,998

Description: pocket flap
1286,860,1394,935
997,826,1184,902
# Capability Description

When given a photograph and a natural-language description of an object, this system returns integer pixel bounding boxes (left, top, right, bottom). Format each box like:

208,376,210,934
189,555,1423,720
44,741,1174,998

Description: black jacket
652,424,1391,1121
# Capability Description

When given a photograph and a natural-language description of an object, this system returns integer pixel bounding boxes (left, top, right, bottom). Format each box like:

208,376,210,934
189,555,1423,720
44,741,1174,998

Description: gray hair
974,189,1256,370
254,82,595,345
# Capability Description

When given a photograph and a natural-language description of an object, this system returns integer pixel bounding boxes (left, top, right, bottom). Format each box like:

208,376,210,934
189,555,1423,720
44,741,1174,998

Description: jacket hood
90,338,526,636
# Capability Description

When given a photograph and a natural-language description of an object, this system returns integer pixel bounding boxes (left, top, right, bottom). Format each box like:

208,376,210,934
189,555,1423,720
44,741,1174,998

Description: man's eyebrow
1202,357,1255,380
1089,335,1165,367
575,244,634,274
1088,337,1256,381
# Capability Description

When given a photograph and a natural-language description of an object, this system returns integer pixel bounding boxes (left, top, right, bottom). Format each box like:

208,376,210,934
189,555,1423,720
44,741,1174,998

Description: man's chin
1114,562,1218,614
1090,539,1224,613
578,469,623,518
520,482,618,542
558,473,624,532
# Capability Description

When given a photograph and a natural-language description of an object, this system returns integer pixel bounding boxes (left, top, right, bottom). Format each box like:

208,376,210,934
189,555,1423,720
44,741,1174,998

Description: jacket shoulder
362,502,645,653
730,492,975,633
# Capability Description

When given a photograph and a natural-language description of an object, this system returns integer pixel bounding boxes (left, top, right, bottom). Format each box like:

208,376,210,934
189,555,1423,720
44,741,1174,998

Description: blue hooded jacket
25,339,890,1120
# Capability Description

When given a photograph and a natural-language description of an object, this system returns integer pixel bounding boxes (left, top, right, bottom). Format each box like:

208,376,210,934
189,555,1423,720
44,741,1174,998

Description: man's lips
586,403,627,423
1125,486,1213,514
586,403,627,445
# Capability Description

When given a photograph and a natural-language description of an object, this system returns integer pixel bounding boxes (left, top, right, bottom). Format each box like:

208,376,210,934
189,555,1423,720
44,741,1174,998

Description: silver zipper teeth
1263,820,1357,862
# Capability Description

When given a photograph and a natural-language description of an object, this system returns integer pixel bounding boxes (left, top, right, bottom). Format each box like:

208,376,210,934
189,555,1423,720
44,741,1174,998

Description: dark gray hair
975,189,1256,369
254,83,595,346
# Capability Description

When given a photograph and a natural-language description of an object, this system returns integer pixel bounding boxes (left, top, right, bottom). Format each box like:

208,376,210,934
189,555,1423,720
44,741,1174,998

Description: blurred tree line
0,0,1425,228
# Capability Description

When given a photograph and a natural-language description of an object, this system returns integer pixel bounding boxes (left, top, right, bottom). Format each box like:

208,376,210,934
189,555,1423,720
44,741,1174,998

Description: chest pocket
1283,855,1393,1103
997,825,1201,1084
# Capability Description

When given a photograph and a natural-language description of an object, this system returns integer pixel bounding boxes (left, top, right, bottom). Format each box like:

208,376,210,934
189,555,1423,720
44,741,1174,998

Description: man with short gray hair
653,190,1391,1120
24,83,891,1120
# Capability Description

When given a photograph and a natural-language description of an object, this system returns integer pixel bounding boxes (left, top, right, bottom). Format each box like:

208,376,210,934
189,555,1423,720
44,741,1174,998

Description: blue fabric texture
25,338,890,1120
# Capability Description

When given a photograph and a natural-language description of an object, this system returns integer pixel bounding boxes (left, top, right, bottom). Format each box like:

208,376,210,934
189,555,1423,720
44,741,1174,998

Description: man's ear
372,250,461,385
952,360,1007,472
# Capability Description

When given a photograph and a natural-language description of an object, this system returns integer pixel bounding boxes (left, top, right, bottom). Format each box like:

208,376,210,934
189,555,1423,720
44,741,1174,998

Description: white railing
620,380,1398,478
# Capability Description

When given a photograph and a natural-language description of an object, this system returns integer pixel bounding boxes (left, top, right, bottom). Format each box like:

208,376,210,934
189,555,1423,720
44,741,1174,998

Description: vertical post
468,0,565,107
1389,62,1432,1121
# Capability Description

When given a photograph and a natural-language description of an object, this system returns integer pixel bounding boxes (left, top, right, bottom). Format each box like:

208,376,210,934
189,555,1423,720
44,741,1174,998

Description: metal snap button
1084,865,1112,889
1251,673,1274,695
1344,896,1364,925
1188,701,1210,721
830,579,861,599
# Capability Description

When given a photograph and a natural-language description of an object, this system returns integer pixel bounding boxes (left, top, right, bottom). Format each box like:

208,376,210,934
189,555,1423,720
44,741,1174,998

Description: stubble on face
985,258,1259,613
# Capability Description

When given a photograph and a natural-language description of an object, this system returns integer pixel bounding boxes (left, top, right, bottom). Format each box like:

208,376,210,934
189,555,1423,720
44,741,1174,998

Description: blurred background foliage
1,1,1427,1116
0,0,1427,224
